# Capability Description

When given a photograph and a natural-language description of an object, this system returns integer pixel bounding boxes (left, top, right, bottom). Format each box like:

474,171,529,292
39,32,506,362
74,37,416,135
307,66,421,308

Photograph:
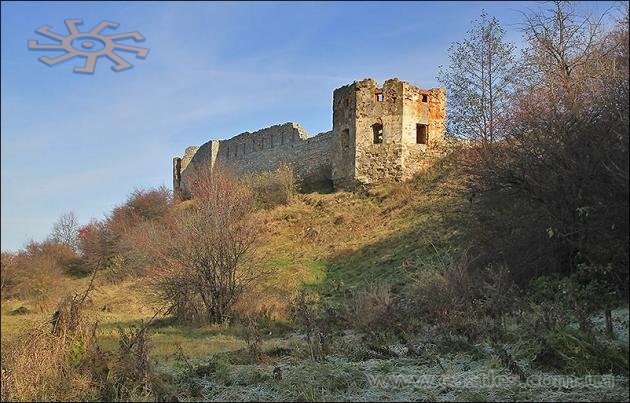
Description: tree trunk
605,309,614,339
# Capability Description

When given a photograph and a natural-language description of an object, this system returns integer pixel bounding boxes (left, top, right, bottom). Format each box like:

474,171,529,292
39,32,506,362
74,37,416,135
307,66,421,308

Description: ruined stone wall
174,77,446,196
331,83,357,189
175,123,332,197
176,141,217,198
216,123,333,185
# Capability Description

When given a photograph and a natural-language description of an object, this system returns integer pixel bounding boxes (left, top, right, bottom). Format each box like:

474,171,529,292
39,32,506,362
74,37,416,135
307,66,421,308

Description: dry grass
1,156,468,400
246,156,465,312
1,165,455,371
1,325,98,401
1,284,101,401
1,277,247,365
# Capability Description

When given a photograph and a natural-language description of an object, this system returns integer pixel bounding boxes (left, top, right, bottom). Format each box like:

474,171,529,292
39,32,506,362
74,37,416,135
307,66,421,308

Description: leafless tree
438,10,521,143
519,1,621,110
49,212,80,253
141,166,261,324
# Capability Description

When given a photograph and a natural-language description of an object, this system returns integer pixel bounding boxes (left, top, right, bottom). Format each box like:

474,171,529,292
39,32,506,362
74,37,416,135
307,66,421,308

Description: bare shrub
404,250,491,343
49,211,81,253
237,315,265,361
78,220,117,273
1,275,100,401
242,163,299,208
111,187,172,227
109,323,154,400
1,251,19,296
291,291,340,361
344,284,394,337
108,187,173,253
408,251,476,318
142,167,261,324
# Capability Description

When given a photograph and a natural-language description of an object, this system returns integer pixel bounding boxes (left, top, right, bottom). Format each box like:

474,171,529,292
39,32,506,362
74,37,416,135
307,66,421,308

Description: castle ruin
173,78,446,197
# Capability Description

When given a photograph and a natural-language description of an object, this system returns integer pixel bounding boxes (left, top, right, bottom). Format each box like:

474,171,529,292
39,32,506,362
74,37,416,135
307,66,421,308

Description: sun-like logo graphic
27,19,149,74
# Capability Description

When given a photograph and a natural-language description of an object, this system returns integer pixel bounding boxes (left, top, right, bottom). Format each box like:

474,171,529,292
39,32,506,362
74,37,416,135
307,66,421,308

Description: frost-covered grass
157,308,629,402
594,307,630,345
179,351,629,402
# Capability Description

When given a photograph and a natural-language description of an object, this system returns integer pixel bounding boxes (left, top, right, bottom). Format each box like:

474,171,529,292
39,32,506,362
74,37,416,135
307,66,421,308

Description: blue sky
0,1,617,251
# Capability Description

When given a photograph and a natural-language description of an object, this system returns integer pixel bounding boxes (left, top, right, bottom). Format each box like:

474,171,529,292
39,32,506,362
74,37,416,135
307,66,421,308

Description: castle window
372,123,383,144
341,129,350,150
422,94,428,103
344,98,349,107
376,92,383,102
416,124,428,144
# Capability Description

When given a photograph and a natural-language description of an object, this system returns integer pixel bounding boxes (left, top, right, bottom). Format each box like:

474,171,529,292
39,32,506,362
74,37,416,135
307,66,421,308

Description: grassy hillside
250,157,466,309
2,157,461,348
2,157,628,402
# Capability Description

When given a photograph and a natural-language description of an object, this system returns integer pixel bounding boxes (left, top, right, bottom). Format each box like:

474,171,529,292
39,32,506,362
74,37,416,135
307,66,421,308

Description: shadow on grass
310,170,471,299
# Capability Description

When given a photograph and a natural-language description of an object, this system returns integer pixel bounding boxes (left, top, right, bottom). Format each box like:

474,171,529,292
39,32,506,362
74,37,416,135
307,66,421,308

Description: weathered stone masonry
173,78,446,197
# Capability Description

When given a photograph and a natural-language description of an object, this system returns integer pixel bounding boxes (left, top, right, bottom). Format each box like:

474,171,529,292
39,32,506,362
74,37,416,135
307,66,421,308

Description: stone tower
331,78,446,188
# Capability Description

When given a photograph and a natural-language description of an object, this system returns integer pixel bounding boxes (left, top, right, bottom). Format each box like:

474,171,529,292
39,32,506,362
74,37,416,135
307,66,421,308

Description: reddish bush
142,167,261,324
0,240,78,303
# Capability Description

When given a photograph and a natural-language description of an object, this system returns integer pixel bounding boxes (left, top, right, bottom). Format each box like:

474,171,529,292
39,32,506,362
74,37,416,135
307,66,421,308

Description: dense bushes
78,187,173,281
0,186,173,310
322,248,628,375
529,264,619,335
447,3,629,309
1,167,282,326
395,250,521,345
343,285,394,337
0,241,80,304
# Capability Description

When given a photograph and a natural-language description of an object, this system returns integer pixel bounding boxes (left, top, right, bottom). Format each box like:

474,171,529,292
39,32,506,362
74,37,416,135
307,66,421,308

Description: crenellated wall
174,123,332,198
173,78,446,198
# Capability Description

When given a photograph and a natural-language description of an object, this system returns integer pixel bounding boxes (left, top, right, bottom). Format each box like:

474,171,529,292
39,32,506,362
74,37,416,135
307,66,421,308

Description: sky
0,1,619,251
